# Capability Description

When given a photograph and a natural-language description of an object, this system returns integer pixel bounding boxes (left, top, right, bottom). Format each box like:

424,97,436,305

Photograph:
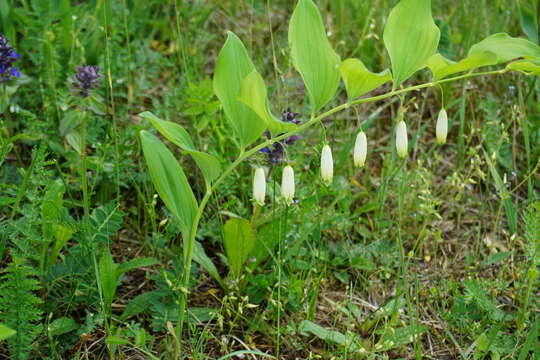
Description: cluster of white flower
252,109,449,205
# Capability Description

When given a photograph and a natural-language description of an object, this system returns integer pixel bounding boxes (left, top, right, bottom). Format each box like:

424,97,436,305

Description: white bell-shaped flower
436,108,448,145
252,167,266,206
395,120,408,158
281,165,295,204
320,144,333,184
354,131,367,167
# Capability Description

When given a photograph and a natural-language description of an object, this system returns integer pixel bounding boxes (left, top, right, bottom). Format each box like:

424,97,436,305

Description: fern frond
0,256,43,360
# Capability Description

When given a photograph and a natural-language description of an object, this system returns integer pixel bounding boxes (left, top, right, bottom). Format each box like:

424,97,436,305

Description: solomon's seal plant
137,0,540,349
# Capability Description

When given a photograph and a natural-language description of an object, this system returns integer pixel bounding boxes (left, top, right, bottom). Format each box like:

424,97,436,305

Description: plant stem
80,111,90,220
173,67,508,347
276,204,288,358
2,84,11,137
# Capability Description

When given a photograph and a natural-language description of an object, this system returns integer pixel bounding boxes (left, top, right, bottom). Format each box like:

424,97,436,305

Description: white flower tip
253,167,266,206
396,120,408,158
320,144,333,184
281,165,295,204
436,108,448,145
354,131,367,167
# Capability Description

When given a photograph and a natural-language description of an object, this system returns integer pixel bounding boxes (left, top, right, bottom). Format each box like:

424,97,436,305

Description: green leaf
519,315,540,360
376,325,428,351
238,70,296,134
0,323,16,341
299,320,362,351
383,0,440,87
481,251,512,266
519,0,539,44
463,279,511,322
98,248,118,313
299,320,346,344
116,257,158,276
507,58,540,75
427,51,498,80
188,307,217,323
373,297,407,320
47,317,79,337
41,179,65,239
65,131,82,155
483,149,517,235
339,58,392,99
213,32,266,149
289,0,341,113
139,111,221,183
192,241,224,288
121,290,160,320
105,335,130,345
468,33,540,64
140,130,197,236
223,218,256,279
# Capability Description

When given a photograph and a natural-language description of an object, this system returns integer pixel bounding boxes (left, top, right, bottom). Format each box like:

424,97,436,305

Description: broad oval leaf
140,130,198,236
383,0,440,87
213,32,266,149
426,51,497,80
289,0,341,113
339,58,392,99
238,70,296,134
507,59,540,75
140,111,221,183
468,33,540,64
223,218,256,279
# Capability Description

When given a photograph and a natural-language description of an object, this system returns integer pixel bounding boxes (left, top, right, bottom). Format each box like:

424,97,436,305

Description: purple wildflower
0,34,21,82
259,108,301,164
74,65,101,97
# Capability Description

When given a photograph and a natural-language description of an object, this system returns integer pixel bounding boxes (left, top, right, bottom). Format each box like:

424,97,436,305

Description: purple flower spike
75,65,101,97
0,33,21,82
258,108,302,164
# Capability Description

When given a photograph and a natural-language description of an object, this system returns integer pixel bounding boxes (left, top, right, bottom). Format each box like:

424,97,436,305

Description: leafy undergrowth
0,0,539,359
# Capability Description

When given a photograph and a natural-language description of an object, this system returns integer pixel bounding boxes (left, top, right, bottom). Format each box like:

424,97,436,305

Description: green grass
0,0,539,359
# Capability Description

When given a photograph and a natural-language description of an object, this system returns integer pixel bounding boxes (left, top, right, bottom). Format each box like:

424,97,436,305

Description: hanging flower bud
354,131,367,167
281,165,295,204
395,120,408,158
320,144,333,184
436,108,448,145
252,167,266,206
